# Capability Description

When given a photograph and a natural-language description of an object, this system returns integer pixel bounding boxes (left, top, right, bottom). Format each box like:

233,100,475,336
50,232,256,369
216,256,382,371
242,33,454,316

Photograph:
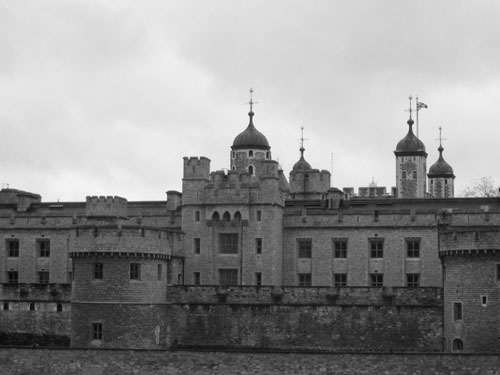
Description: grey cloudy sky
1,0,499,202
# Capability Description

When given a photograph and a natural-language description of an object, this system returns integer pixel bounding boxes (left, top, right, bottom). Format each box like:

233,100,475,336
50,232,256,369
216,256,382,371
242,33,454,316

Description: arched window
412,171,417,180
402,171,407,180
248,165,254,175
234,211,242,223
266,151,270,159
223,212,231,223
248,150,253,158
452,338,464,352
212,212,220,222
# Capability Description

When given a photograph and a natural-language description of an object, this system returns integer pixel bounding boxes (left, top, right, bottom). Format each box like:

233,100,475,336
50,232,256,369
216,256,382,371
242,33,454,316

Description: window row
6,271,51,284
3,301,63,312
298,238,422,259
194,235,264,255
298,273,420,287
401,170,418,180
5,238,51,258
92,263,163,282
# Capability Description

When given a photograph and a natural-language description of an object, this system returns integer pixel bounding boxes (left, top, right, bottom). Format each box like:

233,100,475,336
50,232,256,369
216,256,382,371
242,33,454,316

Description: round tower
428,128,455,198
440,226,500,352
394,116,428,198
69,196,173,349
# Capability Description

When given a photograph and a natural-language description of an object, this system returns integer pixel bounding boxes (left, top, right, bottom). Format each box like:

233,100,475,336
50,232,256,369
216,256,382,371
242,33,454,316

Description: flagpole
416,96,419,138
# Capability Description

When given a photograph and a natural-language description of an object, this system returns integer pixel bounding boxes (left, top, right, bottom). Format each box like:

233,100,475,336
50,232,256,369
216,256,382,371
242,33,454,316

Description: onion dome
395,118,426,155
428,145,454,177
292,146,312,171
232,111,270,150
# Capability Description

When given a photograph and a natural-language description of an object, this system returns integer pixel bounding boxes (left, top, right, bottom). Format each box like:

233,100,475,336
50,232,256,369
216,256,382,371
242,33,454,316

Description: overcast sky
1,0,499,202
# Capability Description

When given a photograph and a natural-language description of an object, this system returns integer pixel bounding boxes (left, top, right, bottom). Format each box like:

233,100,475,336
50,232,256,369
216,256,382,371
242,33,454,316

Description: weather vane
247,88,258,112
436,126,446,148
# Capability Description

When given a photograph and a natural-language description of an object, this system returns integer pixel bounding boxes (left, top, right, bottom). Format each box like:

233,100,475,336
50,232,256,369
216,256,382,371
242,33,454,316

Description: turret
428,127,455,198
394,112,428,198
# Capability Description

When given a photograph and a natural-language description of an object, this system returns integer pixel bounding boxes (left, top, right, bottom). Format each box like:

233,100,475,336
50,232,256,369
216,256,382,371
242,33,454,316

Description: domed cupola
428,127,455,198
395,118,426,154
394,100,428,199
428,145,454,177
232,110,270,151
292,146,312,171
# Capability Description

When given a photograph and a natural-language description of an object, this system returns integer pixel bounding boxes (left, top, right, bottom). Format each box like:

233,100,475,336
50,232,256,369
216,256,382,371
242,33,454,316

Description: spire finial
408,95,413,119
247,87,258,114
436,126,446,154
298,126,308,157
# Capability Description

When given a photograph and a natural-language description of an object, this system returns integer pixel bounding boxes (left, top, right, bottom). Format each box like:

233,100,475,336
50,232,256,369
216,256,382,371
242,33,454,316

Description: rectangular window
298,273,312,287
407,273,420,287
406,238,420,258
298,239,312,258
194,238,201,254
92,322,103,340
255,238,262,254
255,272,262,286
370,239,384,258
130,263,141,280
256,210,262,222
157,264,162,281
3,302,9,310
94,263,103,280
334,273,347,287
29,302,35,311
38,271,49,284
453,302,463,321
370,273,384,287
7,271,18,284
219,269,238,286
6,239,19,257
195,210,201,222
333,239,347,258
57,303,63,312
37,239,50,257
194,272,201,285
219,234,238,254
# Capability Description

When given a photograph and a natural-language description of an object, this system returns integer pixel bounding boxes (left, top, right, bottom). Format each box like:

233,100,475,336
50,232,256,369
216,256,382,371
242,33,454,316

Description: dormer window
248,150,254,158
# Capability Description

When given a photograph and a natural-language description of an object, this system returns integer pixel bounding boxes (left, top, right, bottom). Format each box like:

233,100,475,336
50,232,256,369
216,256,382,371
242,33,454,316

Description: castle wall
166,286,443,352
0,283,71,346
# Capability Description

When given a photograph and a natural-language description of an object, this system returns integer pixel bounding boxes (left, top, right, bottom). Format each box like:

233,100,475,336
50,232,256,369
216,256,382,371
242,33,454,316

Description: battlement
70,225,174,256
183,156,211,179
85,196,128,218
440,227,500,255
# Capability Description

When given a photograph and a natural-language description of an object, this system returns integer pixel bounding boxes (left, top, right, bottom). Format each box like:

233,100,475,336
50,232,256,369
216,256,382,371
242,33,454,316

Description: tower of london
0,101,499,353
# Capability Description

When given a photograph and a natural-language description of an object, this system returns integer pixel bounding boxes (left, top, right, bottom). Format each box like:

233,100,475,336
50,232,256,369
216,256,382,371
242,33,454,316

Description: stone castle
0,101,499,353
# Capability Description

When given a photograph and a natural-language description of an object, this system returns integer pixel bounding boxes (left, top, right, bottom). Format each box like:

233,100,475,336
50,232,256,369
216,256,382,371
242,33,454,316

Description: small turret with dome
230,89,272,175
394,97,428,199
428,127,455,198
289,127,331,199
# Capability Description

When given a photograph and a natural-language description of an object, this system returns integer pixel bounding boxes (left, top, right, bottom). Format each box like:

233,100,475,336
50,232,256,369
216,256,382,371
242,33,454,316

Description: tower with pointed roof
428,127,455,198
394,114,428,199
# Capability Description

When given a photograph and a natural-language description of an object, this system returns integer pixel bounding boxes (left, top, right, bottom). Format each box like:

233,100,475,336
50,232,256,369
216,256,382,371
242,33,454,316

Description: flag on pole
417,102,428,109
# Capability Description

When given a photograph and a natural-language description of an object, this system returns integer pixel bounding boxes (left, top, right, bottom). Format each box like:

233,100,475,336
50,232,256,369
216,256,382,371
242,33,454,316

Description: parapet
86,196,128,218
0,188,41,211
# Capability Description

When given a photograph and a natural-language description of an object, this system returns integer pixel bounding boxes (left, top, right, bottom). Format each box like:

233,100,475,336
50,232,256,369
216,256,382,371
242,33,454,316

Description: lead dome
232,111,270,150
